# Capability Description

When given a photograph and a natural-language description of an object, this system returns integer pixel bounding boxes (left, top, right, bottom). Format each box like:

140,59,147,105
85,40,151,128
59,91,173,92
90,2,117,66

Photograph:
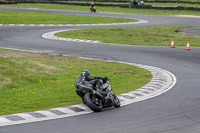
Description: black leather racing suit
75,74,108,99
85,75,108,96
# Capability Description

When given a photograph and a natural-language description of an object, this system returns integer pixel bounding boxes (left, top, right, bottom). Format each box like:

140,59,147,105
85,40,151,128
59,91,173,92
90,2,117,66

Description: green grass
145,0,200,2
55,1,200,7
57,1,128,4
0,9,136,24
55,26,200,47
0,49,151,115
1,3,200,16
150,2,200,7
96,0,200,1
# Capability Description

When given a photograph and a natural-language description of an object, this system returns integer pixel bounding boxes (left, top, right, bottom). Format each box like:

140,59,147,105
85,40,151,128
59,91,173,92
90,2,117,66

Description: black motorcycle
75,76,120,112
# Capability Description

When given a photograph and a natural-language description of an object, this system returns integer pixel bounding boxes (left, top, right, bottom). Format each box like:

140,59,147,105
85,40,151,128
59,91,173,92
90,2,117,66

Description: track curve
177,27,200,36
1,7,200,133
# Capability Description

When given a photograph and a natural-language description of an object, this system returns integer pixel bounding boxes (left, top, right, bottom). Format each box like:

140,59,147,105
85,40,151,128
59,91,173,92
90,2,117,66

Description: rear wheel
112,93,120,108
84,93,103,112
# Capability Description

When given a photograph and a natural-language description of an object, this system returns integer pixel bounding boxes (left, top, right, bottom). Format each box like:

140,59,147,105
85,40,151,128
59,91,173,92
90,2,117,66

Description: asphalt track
177,27,200,36
1,7,200,133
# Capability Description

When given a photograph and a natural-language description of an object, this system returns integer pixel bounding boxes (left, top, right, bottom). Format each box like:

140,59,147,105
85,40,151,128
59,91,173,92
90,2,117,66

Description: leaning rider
80,70,108,95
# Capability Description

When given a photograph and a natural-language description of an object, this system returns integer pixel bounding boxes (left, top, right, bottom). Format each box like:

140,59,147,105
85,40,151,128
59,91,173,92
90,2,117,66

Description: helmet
90,3,94,6
81,70,90,77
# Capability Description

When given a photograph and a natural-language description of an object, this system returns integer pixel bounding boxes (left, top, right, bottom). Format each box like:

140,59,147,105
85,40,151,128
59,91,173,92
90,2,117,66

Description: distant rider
90,3,96,13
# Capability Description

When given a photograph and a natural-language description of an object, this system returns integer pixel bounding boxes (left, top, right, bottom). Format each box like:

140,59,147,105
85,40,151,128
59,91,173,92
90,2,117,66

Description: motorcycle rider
75,70,108,100
90,3,96,13
82,70,107,87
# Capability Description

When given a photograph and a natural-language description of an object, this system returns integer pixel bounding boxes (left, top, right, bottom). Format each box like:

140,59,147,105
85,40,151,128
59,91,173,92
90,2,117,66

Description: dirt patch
0,49,64,74
0,50,47,58
33,62,63,73
0,77,11,90
116,67,136,75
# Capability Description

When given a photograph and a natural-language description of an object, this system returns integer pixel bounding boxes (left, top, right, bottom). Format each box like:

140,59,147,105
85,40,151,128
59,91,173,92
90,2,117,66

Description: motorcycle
75,76,120,112
90,7,96,13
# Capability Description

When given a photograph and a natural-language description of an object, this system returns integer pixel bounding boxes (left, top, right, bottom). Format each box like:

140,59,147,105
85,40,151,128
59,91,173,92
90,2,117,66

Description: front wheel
112,93,120,108
84,92,103,112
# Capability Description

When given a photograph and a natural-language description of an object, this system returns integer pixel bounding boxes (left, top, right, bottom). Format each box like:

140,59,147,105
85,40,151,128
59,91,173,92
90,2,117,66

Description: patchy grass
0,9,136,24
1,3,200,16
150,2,200,7
0,48,151,115
47,1,200,7
55,26,200,47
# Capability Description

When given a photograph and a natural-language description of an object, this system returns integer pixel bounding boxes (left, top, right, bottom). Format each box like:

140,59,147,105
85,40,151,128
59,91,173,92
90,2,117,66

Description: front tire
84,93,103,112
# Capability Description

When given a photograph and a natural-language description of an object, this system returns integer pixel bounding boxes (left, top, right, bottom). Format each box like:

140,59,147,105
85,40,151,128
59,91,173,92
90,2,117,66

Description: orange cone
2,20,4,26
185,41,191,50
170,40,175,48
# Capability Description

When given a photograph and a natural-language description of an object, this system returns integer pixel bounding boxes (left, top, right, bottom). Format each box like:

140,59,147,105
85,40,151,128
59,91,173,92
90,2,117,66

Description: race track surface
177,27,200,36
1,7,200,133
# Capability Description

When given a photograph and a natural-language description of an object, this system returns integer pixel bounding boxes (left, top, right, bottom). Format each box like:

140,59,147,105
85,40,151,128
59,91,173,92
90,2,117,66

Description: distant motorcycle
90,3,96,13
90,6,96,13
75,76,120,112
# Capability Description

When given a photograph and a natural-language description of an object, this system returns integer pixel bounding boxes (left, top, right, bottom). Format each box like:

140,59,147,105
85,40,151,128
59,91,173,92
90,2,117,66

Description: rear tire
112,94,120,108
84,93,103,112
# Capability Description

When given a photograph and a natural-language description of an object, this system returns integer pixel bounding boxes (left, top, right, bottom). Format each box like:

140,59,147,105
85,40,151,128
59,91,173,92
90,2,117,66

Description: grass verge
0,48,151,115
149,2,200,7
0,9,136,24
42,1,200,7
55,26,200,47
57,1,200,7
1,3,200,16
